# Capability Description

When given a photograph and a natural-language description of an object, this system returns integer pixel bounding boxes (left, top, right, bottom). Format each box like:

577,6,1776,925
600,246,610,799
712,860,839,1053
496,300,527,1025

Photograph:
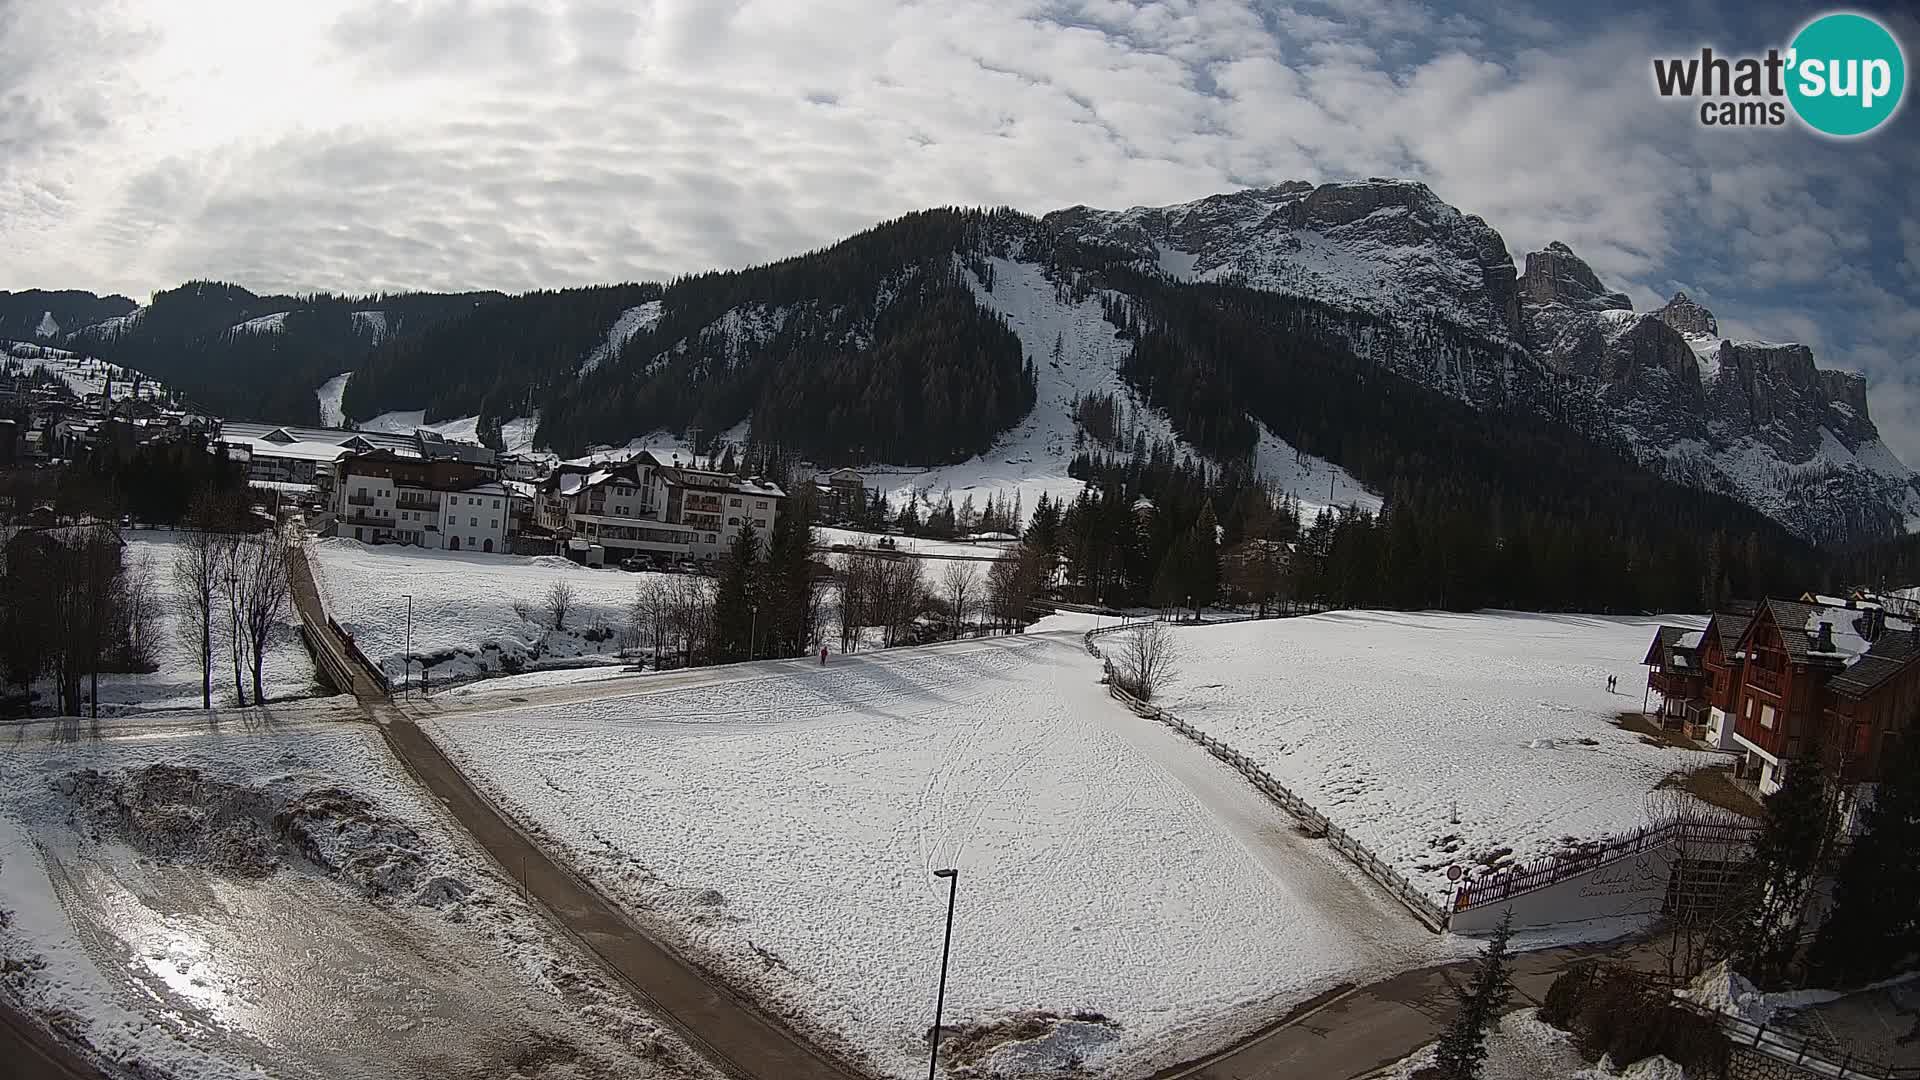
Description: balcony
1746,665,1785,696
347,494,376,507
1648,670,1704,698
396,494,438,510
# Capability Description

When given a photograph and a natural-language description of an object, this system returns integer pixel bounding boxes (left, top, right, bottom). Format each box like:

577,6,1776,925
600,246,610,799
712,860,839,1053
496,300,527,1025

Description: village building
536,450,782,564
1647,597,1917,820
325,438,508,553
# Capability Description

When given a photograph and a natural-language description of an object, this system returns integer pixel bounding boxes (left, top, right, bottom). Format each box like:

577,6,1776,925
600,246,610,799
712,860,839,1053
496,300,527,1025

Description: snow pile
424,632,1453,1078
1676,961,1843,1025
1381,1009,1594,1080
1154,611,1719,900
581,301,664,376
308,538,668,683
0,726,708,1080
943,1011,1123,1076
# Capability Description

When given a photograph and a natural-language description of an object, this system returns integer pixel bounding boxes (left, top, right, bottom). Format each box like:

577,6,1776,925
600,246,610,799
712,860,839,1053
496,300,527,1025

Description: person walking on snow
820,645,829,666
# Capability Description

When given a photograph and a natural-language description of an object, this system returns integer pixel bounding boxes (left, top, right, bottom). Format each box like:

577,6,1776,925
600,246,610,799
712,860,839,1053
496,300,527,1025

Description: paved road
289,541,866,1080
0,997,100,1080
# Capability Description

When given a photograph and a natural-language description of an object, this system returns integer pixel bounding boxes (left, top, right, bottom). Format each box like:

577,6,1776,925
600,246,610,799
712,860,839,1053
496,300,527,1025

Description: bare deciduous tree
1113,620,1178,701
237,528,293,705
511,599,537,623
172,524,222,708
545,580,577,630
941,562,977,639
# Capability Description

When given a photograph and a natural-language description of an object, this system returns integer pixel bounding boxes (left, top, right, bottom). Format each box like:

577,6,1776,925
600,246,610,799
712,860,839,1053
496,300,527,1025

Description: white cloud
0,0,1915,461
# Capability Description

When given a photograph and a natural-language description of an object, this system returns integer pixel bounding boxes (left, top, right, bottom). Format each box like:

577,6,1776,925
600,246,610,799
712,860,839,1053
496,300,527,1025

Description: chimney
1814,622,1835,652
1861,607,1885,642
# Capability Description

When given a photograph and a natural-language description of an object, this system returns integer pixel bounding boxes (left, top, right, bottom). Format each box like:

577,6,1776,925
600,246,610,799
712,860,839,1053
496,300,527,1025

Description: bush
1544,964,1728,1078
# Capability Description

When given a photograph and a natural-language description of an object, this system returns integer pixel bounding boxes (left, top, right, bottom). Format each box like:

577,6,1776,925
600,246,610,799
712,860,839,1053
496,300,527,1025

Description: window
728,516,740,526
1745,697,1755,719
755,518,767,529
1760,704,1777,730
470,517,478,527
447,515,456,525
490,520,498,529
729,497,742,507
356,487,367,498
705,533,717,544
756,500,767,509
492,499,500,509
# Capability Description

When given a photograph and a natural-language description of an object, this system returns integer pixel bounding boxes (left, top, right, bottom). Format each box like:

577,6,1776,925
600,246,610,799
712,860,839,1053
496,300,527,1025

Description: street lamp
927,867,959,1080
403,593,413,698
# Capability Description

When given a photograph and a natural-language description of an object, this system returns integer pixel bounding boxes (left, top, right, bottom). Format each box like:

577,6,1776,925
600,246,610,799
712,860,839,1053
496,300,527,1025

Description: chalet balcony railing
395,493,438,510
1648,670,1704,697
346,494,376,507
1747,666,1786,695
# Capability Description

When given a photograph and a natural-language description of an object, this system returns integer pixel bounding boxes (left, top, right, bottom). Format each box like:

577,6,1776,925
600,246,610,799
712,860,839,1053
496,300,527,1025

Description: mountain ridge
9,178,1911,547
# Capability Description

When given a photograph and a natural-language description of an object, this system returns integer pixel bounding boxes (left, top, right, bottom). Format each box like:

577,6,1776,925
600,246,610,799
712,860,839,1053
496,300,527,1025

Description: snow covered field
307,538,668,683
1153,611,1717,902
0,722,710,1080
35,532,322,715
423,632,1456,1079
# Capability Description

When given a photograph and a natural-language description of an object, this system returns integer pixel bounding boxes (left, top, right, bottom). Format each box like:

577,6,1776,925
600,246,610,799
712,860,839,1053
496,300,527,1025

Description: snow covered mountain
20,178,1910,544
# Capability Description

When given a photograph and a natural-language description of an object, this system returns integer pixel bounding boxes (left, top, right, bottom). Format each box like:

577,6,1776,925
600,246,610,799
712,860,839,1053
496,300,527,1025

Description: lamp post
749,602,758,662
403,593,413,698
927,867,958,1080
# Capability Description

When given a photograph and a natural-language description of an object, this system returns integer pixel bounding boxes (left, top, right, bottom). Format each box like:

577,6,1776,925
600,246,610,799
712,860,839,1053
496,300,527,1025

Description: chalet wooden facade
1642,625,1707,729
1642,596,1916,809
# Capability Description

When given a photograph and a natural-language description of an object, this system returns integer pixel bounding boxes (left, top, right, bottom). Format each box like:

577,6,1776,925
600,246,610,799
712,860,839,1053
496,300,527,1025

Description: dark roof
1763,599,1821,662
1711,612,1752,654
1827,630,1920,700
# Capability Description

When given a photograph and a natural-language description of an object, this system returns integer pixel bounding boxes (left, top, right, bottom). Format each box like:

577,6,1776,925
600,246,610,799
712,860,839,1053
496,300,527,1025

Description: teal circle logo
1787,12,1906,137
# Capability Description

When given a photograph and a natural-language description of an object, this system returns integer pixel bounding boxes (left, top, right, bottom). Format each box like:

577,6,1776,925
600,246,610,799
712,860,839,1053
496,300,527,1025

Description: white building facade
539,452,782,563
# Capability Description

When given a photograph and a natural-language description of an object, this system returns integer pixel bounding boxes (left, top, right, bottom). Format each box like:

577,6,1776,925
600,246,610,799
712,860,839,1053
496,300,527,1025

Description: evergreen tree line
541,209,1037,460
79,282,502,423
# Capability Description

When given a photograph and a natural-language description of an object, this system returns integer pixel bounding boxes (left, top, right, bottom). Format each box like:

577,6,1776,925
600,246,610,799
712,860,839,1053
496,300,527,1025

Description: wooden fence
1452,819,1758,913
1083,621,1452,932
1674,999,1920,1080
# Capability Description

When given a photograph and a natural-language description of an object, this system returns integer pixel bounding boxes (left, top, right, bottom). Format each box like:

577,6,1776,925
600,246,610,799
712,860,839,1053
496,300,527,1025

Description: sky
2,0,1918,458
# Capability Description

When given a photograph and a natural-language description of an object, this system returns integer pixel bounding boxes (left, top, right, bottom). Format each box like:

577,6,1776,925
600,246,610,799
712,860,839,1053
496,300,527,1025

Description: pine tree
1185,499,1219,619
1811,735,1920,985
757,488,818,658
1431,911,1514,1080
713,522,760,662
1712,749,1834,987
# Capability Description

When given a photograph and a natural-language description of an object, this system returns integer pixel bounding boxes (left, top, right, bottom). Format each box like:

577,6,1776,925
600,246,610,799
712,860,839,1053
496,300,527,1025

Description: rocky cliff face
1055,179,1917,544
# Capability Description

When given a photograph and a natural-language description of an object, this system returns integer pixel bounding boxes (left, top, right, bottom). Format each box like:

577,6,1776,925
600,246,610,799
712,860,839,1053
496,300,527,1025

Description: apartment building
538,451,782,563
329,442,511,553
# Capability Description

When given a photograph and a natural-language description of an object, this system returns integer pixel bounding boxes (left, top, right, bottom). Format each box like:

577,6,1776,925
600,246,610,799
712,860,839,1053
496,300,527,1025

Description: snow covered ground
357,409,540,453
856,255,1376,528
315,372,350,427
815,526,1016,560
3,343,169,403
307,538,669,684
1153,611,1718,902
1377,1009,1665,1080
0,721,712,1080
422,631,1458,1079
26,531,322,715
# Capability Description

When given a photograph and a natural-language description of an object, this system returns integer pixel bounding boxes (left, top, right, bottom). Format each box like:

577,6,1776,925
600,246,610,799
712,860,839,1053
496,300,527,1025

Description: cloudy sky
3,0,1918,455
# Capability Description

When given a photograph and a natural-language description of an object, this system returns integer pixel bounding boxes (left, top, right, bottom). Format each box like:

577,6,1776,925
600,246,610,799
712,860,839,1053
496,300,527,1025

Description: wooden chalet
1718,597,1915,802
1642,625,1707,729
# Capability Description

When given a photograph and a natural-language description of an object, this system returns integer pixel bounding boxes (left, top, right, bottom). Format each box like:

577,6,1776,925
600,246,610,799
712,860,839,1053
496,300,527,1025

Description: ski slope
859,256,1376,527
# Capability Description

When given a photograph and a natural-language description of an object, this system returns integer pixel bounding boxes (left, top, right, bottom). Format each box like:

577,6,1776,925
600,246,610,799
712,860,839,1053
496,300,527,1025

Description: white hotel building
538,451,782,563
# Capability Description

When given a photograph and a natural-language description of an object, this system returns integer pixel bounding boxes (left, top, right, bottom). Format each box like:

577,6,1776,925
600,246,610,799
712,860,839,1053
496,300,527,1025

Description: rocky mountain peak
1520,242,1632,311
1655,291,1718,336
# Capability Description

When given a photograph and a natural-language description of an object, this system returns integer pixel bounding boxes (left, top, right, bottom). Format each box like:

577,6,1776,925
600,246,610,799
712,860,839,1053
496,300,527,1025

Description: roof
219,436,353,463
1643,625,1704,668
1709,612,1752,654
1827,630,1920,700
1762,599,1821,662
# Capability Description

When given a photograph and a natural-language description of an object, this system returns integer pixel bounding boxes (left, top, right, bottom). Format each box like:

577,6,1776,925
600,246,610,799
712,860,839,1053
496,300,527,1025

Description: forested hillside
75,282,502,422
